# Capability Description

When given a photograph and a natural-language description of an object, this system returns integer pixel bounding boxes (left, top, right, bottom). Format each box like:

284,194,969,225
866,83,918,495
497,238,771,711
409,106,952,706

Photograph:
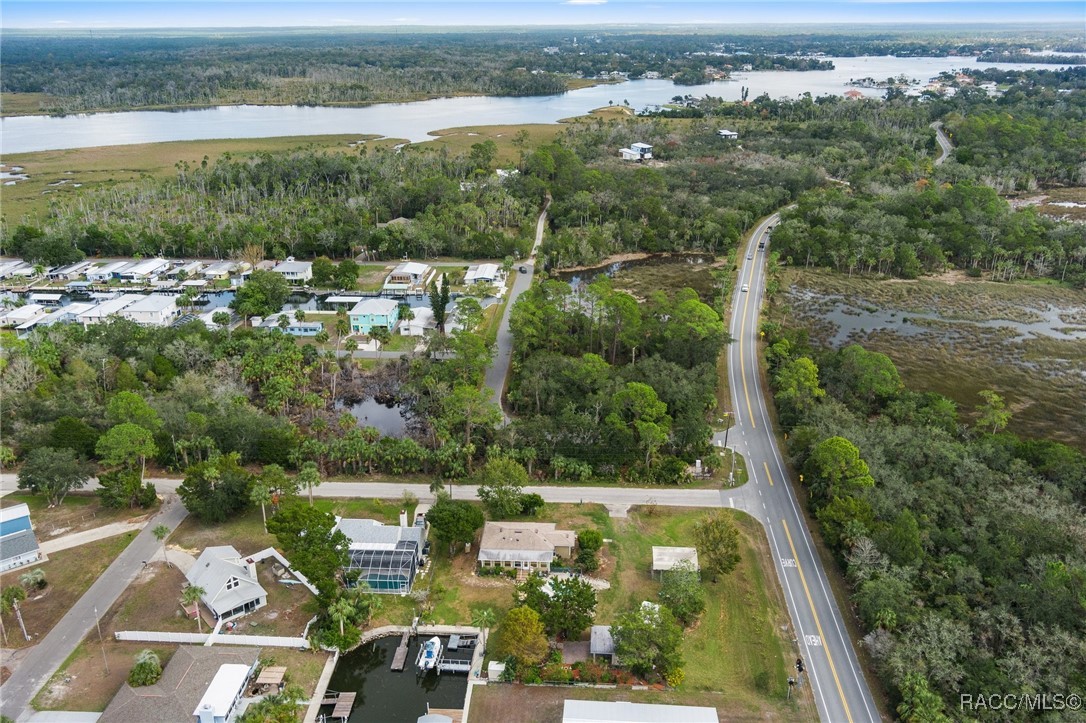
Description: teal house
349,298,401,334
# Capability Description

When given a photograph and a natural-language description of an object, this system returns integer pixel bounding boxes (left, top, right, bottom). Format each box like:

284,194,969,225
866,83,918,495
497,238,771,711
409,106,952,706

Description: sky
2,0,1083,29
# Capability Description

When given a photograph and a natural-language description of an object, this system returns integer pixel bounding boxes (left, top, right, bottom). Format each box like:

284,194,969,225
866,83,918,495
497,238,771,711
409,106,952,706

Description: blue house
349,298,400,335
1,503,42,573
259,313,324,337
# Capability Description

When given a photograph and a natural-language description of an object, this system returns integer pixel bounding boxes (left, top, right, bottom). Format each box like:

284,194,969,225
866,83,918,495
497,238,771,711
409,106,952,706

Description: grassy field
424,123,565,165
1,133,396,224
780,268,1086,448
472,506,813,722
0,491,155,539
0,532,137,650
1,92,59,116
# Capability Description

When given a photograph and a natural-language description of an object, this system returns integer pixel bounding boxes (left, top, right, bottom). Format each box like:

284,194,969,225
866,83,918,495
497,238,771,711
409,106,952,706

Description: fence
115,630,309,649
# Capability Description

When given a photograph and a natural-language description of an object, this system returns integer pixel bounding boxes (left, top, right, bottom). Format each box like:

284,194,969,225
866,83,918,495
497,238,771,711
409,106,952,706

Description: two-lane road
726,215,881,723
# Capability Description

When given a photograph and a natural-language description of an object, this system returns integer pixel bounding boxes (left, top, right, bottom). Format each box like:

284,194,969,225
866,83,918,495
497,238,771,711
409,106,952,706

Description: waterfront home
101,646,260,723
335,514,426,594
464,263,502,285
185,546,268,621
619,142,653,162
203,261,249,281
349,297,400,334
119,294,180,327
0,503,42,573
119,258,170,281
478,521,576,573
383,261,436,293
47,260,93,280
0,304,45,328
85,261,131,282
258,313,323,337
168,260,205,279
399,306,436,336
77,294,147,326
271,259,313,284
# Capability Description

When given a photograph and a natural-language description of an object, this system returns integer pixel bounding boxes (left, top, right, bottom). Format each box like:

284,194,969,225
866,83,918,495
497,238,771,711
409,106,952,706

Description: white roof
121,295,177,313
350,297,399,316
630,142,653,150
80,294,147,320
562,699,719,723
29,294,63,302
273,261,312,274
186,545,266,618
89,261,131,275
1,304,45,323
122,258,169,276
465,263,500,283
652,546,699,572
325,295,365,304
181,279,209,287
192,664,251,718
393,261,431,276
0,503,31,524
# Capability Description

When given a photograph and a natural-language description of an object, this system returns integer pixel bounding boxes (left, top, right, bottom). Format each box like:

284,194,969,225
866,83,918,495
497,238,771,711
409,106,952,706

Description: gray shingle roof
0,529,41,562
185,545,266,618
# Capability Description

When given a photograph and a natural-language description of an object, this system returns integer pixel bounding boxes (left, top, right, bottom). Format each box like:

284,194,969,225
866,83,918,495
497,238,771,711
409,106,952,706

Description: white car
741,284,749,293
747,252,754,260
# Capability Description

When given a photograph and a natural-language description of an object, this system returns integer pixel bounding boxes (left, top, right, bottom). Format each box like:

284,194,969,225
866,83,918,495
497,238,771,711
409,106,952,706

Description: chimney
246,558,256,580
399,509,408,528
197,703,215,723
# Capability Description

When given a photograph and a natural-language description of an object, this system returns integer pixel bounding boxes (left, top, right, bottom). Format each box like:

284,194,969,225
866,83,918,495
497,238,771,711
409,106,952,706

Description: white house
0,261,29,280
271,259,313,284
85,262,131,282
383,261,436,293
193,664,253,723
119,294,180,326
203,261,249,280
717,129,739,140
464,263,502,285
78,294,147,325
258,313,324,337
0,304,45,328
398,306,436,336
119,258,170,281
335,515,426,594
168,261,205,279
349,297,400,334
47,260,93,280
186,545,268,621
0,503,42,573
619,142,653,162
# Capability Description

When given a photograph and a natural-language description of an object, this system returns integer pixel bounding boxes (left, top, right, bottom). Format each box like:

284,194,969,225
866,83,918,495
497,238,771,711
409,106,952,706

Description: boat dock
320,690,357,721
427,707,464,723
435,635,476,675
390,630,411,671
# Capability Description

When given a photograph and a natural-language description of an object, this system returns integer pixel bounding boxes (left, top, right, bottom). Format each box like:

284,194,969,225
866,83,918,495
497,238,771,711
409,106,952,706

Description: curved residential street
932,121,953,165
721,215,880,723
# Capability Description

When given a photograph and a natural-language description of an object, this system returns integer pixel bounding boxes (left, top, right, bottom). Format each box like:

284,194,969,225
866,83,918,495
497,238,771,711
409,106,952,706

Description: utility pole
94,606,110,675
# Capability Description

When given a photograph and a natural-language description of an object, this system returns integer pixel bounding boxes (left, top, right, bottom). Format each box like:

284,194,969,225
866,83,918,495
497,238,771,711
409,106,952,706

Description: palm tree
294,309,306,323
329,596,354,638
297,462,322,506
471,607,497,653
3,587,30,641
0,591,12,644
250,483,272,533
152,525,171,567
19,568,45,592
371,325,391,361
181,585,206,633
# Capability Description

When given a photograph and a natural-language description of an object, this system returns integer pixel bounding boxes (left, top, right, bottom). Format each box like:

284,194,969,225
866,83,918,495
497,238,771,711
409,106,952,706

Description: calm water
3,56,1078,154
324,635,469,723
339,398,409,437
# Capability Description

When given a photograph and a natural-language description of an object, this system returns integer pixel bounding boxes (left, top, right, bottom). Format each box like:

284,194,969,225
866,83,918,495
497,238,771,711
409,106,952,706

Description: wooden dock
390,630,411,671
427,707,464,723
330,691,356,720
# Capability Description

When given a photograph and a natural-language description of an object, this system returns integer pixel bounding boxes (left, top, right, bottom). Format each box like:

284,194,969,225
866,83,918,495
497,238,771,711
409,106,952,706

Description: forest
762,322,1086,721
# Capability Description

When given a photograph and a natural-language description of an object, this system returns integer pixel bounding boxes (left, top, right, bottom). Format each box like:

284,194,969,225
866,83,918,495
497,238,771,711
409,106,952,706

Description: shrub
128,650,162,687
521,666,542,684
665,667,685,688
542,662,572,683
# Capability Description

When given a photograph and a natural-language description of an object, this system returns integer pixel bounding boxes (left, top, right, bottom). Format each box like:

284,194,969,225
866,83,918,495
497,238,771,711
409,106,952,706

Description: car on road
741,284,749,292
747,252,754,259
519,265,528,273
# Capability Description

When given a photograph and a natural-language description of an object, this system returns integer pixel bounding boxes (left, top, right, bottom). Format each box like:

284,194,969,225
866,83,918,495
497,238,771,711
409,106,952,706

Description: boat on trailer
416,636,442,672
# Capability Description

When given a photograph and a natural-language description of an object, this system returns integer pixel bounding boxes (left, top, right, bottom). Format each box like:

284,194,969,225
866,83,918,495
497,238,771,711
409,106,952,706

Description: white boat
416,636,442,671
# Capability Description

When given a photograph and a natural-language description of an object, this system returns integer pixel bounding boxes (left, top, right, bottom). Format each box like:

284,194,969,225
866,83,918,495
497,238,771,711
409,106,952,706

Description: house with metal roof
77,294,147,326
118,258,170,281
651,546,699,579
85,261,132,282
349,297,400,334
271,259,313,284
383,261,436,293
119,294,180,327
185,546,267,621
101,645,259,723
0,304,45,329
464,263,502,285
335,515,426,594
562,699,719,723
478,521,576,572
0,503,42,573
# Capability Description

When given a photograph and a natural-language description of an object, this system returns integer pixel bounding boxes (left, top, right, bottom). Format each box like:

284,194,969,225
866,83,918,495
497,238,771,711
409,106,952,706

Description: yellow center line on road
763,461,774,486
738,229,762,428
782,519,854,723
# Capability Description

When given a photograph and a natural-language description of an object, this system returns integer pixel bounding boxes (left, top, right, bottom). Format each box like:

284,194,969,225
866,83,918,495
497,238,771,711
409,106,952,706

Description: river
2,56,1079,154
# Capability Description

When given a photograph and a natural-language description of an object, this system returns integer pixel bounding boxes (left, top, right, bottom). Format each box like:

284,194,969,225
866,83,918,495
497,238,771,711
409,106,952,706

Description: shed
651,546,699,578
562,699,719,723
589,625,615,661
